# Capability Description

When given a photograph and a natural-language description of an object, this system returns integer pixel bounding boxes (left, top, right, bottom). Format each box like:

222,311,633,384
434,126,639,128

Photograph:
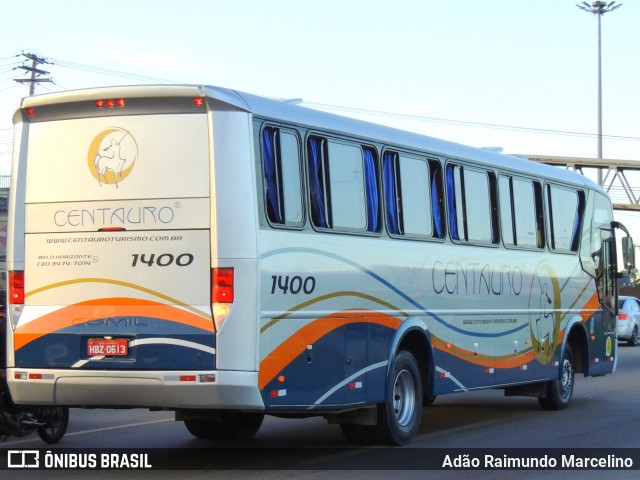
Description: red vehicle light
9,270,25,304
618,313,628,320
212,268,234,303
96,99,125,108
193,98,204,106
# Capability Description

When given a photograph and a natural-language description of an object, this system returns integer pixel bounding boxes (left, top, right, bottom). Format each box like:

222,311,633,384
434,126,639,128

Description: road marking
413,419,500,441
65,417,175,437
4,417,175,445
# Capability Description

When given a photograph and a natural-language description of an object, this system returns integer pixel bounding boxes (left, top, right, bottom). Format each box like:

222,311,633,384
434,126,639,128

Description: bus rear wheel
539,344,574,410
184,412,264,440
370,350,422,445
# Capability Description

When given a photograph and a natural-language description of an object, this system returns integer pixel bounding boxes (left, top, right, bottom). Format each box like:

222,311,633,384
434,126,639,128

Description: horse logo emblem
528,262,562,364
87,128,138,187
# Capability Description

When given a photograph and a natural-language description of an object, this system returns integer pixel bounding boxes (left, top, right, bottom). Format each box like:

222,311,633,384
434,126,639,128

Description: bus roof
16,84,603,193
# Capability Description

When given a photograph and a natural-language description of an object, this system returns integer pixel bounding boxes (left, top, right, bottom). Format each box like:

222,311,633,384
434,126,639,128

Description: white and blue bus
5,85,634,445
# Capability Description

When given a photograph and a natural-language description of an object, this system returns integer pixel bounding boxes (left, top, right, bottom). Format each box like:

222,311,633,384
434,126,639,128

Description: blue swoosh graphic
262,247,528,338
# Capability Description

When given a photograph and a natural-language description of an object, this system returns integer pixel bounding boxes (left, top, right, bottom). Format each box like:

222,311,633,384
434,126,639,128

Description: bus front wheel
539,344,574,410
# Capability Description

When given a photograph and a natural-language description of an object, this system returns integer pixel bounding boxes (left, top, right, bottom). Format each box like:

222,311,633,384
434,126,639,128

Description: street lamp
576,1,622,182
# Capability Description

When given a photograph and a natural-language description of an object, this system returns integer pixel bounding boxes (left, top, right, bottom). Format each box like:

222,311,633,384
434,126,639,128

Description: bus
5,85,634,445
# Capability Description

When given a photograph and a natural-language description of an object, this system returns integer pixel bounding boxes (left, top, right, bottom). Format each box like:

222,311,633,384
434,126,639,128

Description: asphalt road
4,342,640,479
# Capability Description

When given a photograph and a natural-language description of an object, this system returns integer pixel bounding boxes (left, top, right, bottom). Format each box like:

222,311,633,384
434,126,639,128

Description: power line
48,57,182,84
304,102,640,143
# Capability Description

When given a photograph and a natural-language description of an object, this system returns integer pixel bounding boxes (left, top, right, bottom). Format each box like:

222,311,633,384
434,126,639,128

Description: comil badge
87,128,138,188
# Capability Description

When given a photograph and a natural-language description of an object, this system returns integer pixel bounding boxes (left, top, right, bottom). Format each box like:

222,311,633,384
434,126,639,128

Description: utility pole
577,1,622,185
14,52,52,95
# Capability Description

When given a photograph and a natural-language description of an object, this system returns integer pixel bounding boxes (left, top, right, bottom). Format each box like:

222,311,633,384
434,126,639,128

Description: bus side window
446,165,459,240
261,127,303,226
363,147,381,233
430,160,445,239
447,164,497,244
262,127,282,224
307,137,377,233
546,184,583,252
398,154,432,237
307,136,331,228
383,152,442,240
534,182,545,248
383,151,403,235
499,175,544,249
570,191,586,252
326,141,369,231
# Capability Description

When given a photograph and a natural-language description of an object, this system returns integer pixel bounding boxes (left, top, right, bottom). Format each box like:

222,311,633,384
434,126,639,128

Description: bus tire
371,350,422,445
36,407,69,444
539,344,574,410
184,412,264,440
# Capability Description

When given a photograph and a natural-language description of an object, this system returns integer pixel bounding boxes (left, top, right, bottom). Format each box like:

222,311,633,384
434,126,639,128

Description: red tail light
618,313,628,320
9,270,25,304
212,268,234,303
96,99,125,108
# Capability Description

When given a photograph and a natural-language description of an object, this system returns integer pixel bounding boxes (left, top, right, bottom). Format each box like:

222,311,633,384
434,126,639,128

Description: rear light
618,313,628,320
193,98,204,107
212,268,234,303
25,107,35,116
212,268,234,331
96,99,125,108
9,270,24,305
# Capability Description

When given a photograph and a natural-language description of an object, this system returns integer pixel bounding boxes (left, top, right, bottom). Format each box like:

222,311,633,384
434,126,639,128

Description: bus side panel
257,228,609,405
209,109,260,372
257,231,400,409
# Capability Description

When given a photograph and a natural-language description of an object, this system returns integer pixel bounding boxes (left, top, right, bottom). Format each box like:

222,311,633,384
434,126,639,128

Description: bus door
591,230,617,374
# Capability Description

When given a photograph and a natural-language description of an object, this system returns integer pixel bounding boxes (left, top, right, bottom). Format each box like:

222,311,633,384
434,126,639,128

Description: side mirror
622,236,635,271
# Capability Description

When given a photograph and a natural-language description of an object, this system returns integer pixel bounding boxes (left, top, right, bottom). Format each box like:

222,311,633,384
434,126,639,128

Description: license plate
87,338,129,357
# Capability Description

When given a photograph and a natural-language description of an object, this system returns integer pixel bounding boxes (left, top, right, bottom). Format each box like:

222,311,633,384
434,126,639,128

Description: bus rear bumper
6,369,265,410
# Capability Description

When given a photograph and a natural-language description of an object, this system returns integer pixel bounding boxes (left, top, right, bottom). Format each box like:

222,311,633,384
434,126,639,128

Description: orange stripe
578,292,601,321
258,311,401,390
14,297,213,351
432,336,537,368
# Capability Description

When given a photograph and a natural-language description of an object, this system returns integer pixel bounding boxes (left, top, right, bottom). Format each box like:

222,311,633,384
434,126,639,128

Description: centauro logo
528,262,562,364
87,128,138,188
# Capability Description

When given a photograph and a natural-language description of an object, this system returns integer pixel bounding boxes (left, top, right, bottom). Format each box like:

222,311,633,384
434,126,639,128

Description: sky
1,0,640,235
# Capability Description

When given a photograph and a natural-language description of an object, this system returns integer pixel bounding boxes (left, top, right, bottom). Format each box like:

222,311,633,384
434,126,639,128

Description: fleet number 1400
270,275,316,295
131,253,194,267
